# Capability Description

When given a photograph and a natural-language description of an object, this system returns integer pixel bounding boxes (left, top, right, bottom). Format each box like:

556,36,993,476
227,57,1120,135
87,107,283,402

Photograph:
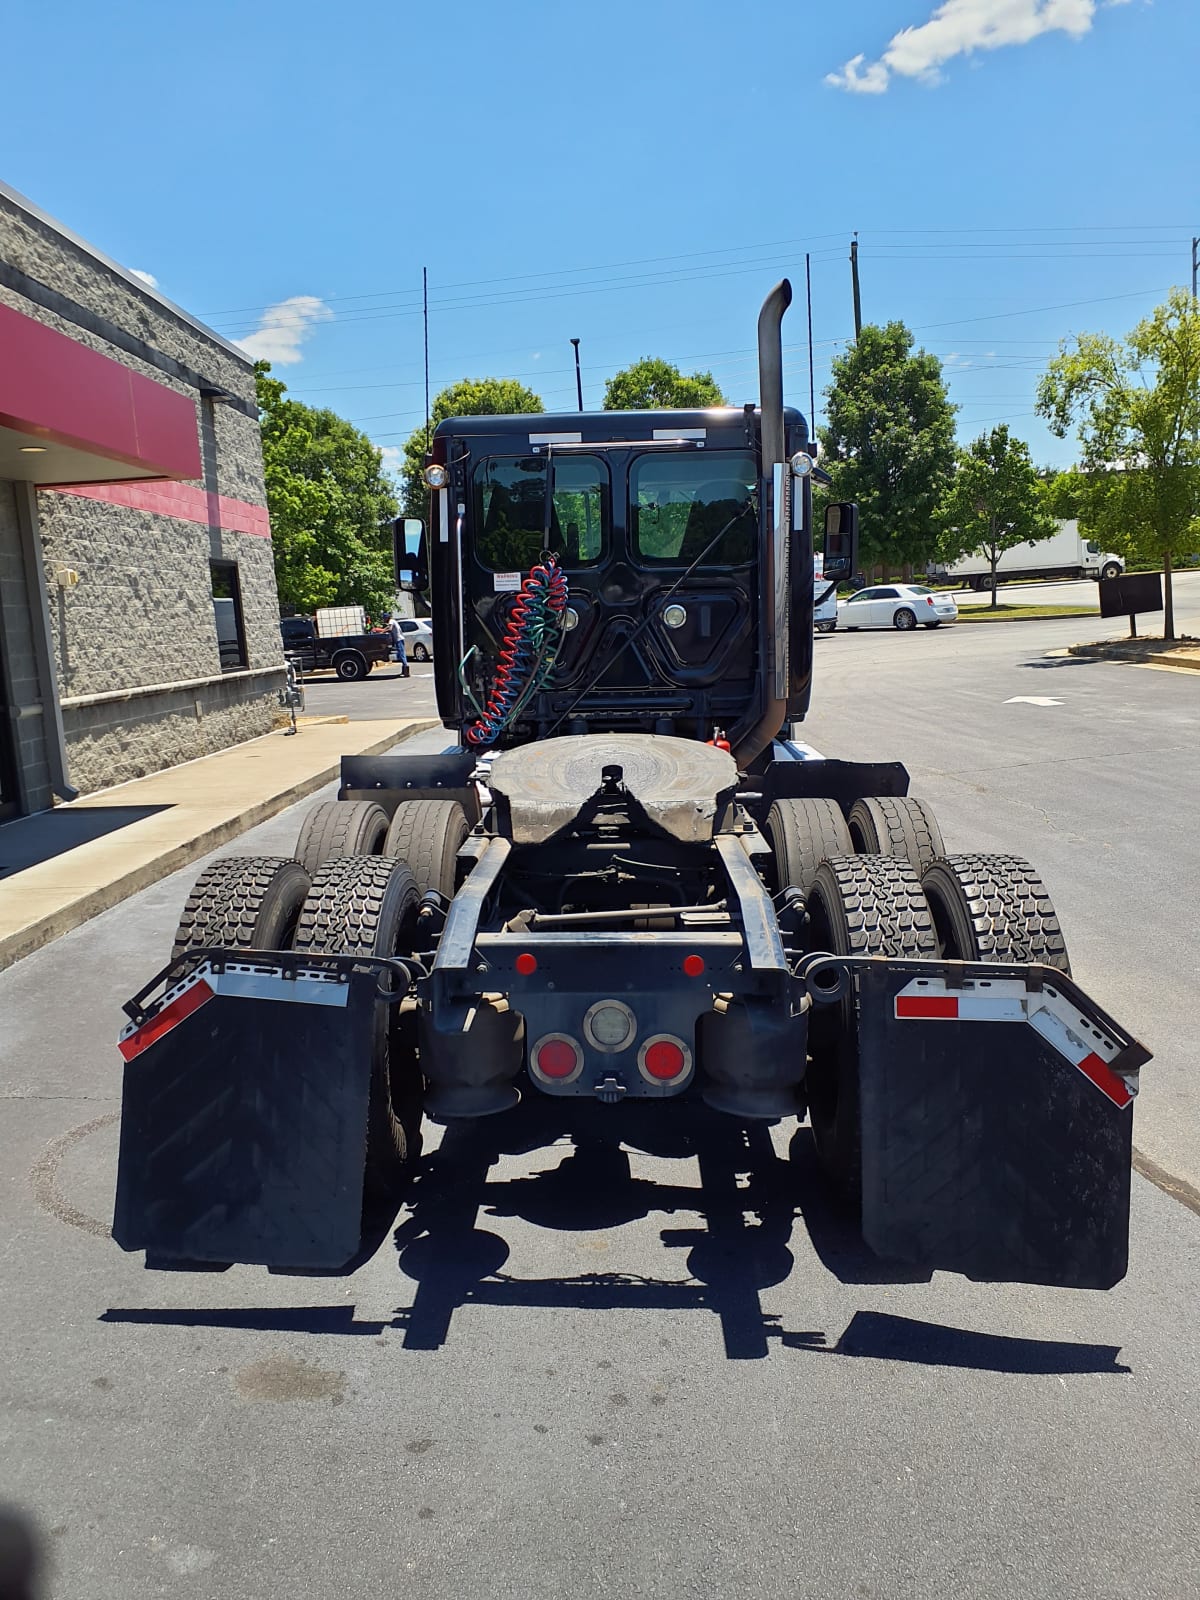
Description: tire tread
295,800,389,877
172,856,310,959
848,796,945,877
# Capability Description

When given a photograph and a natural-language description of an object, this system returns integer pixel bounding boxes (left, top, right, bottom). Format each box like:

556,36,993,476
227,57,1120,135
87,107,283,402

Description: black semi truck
112,282,1147,1291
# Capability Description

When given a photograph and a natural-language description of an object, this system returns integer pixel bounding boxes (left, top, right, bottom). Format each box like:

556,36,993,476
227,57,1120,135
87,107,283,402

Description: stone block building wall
0,183,284,807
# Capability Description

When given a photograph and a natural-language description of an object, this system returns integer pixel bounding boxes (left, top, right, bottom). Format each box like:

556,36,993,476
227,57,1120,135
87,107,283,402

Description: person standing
383,613,410,677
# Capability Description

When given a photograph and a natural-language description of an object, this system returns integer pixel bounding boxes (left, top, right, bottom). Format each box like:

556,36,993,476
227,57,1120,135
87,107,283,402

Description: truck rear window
473,456,608,572
631,452,756,565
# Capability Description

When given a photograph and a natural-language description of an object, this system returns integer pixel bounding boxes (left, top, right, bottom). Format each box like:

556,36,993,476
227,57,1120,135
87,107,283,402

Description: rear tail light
530,1033,584,1084
637,1034,693,1085
926,596,935,606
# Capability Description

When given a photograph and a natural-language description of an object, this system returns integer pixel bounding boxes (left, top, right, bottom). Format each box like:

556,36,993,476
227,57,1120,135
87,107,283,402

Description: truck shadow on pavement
372,1101,1130,1371
102,1101,1129,1373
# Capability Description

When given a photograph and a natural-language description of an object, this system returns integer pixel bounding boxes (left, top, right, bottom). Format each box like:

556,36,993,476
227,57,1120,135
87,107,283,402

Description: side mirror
393,517,428,592
822,502,859,587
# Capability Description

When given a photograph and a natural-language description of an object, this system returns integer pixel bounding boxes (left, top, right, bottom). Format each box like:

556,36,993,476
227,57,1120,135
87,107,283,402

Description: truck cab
404,405,826,768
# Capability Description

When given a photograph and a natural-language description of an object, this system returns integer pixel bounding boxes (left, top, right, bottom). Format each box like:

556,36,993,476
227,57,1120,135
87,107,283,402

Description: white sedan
396,616,434,660
837,583,958,632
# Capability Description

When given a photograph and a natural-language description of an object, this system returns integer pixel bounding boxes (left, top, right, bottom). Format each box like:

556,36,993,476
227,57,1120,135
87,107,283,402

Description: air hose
465,555,569,746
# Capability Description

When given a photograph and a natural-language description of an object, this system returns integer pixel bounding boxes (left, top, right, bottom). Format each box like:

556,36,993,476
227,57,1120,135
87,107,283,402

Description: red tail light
531,1033,583,1083
638,1034,692,1084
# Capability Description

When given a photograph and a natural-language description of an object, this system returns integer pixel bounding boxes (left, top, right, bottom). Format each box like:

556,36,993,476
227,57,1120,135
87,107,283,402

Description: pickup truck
279,617,391,681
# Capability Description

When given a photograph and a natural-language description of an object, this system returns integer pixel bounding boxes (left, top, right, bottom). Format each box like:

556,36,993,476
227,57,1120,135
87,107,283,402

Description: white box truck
933,521,1124,590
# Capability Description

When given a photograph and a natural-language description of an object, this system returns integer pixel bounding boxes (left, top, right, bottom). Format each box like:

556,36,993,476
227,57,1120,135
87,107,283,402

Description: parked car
279,617,391,680
838,583,958,631
395,616,434,661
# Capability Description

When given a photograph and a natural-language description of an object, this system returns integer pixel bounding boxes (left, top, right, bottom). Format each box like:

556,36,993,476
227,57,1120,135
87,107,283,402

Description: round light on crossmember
662,603,688,629
423,463,449,489
790,451,815,479
562,606,579,631
583,999,636,1054
531,1033,584,1084
637,1033,693,1085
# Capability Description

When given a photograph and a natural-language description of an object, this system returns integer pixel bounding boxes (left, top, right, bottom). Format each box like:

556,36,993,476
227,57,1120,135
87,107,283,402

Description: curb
1067,644,1200,672
0,719,439,974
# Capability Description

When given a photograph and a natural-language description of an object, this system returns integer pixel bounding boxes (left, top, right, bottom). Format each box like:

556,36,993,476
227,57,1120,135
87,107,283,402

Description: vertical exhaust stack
732,280,793,770
757,278,793,472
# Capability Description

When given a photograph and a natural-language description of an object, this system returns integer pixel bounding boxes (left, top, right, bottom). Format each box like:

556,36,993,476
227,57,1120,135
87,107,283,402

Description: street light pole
570,338,583,411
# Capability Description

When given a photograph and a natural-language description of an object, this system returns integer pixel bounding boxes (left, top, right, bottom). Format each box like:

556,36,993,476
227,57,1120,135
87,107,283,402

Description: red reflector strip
896,995,959,1019
1076,1051,1133,1110
118,979,214,1062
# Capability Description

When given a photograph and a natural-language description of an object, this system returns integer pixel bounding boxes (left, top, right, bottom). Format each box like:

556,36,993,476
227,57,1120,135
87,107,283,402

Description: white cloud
825,0,1131,94
235,295,332,365
130,269,158,288
825,52,891,93
378,446,405,476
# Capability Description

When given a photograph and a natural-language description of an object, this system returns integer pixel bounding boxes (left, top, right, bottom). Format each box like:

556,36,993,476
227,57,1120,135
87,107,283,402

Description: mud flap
112,959,383,1271
853,964,1144,1289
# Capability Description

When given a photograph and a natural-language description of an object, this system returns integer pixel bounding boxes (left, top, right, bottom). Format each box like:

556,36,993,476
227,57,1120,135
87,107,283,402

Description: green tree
399,377,544,519
602,357,726,411
938,425,1058,607
1037,467,1089,521
1036,288,1200,639
819,322,957,574
257,364,398,615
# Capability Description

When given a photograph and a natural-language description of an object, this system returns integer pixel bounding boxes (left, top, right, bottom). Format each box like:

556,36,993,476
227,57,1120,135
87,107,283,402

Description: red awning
0,300,202,485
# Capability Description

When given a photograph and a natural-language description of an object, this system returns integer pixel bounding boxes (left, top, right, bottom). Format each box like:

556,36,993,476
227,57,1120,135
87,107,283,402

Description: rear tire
383,798,470,898
294,856,424,1197
171,857,310,960
847,796,945,877
295,799,389,877
921,854,1071,973
804,856,937,1204
334,652,367,681
894,607,917,631
411,643,431,661
764,797,853,893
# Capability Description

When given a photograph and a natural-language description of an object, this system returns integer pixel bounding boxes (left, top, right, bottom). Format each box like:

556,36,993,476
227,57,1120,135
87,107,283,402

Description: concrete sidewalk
0,715,435,972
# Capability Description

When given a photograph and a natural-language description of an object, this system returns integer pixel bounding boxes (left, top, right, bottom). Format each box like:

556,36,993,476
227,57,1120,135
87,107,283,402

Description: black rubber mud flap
112,961,383,1271
853,963,1141,1289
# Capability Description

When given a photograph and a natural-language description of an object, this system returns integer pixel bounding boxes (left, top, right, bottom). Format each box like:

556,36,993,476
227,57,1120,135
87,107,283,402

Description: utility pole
1192,237,1198,299
806,252,815,430
570,338,583,411
422,267,430,449
849,233,862,340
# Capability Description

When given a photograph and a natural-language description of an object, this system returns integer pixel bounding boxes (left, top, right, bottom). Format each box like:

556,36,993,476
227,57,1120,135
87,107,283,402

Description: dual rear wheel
294,797,468,898
170,795,474,1202
768,797,1071,1202
172,850,428,1202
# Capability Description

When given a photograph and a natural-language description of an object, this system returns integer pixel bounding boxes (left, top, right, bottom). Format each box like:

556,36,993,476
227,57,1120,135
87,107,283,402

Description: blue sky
4,0,1193,472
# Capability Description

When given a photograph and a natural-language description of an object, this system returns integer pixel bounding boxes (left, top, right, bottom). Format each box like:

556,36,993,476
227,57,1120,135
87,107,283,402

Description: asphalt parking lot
2,594,1197,1600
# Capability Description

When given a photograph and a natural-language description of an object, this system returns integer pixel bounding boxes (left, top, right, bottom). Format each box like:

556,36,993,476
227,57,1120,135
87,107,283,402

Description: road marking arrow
1004,696,1064,706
